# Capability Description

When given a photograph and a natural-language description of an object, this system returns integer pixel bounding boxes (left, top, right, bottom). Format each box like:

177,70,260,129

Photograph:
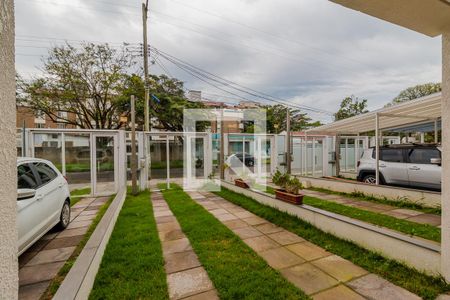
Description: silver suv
357,144,441,191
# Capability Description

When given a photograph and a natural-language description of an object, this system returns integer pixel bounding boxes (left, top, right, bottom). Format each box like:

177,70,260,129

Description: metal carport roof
306,92,442,135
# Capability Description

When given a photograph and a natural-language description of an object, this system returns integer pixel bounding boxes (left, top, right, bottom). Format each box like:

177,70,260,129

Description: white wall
0,0,18,298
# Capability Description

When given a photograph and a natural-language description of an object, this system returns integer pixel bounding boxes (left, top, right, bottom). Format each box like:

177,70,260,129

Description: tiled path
186,190,421,300
18,196,109,300
301,189,441,227
151,190,219,300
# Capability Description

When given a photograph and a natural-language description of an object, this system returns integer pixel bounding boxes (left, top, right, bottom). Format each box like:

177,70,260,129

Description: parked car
357,144,441,191
228,153,255,167
17,158,71,255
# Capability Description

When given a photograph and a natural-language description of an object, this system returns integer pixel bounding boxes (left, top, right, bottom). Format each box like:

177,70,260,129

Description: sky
15,0,442,123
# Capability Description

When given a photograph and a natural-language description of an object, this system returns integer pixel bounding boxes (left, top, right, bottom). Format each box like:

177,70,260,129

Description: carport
328,0,450,281
307,92,442,185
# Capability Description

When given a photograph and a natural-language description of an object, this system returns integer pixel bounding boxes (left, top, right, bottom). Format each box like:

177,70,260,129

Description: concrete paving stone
286,242,332,261
255,223,284,234
70,207,85,213
226,207,247,213
324,198,356,205
158,222,182,232
202,204,221,211
437,294,450,300
222,219,249,230
241,216,268,226
155,215,177,224
281,263,339,295
79,210,99,216
233,226,264,239
406,213,441,226
22,239,50,254
159,229,186,242
154,210,174,218
73,214,96,222
87,203,104,209
44,235,84,250
389,208,423,217
18,281,51,300
312,284,365,300
268,231,306,245
56,226,89,238
234,211,257,219
366,203,397,211
26,246,76,266
84,206,101,211
347,273,421,300
243,236,280,252
67,220,92,229
208,208,229,216
19,251,38,268
167,267,214,299
163,238,193,255
259,247,305,269
317,194,346,201
70,212,82,222
382,210,411,219
19,261,65,286
219,202,239,209
182,289,219,300
311,255,368,282
164,250,202,274
216,213,239,222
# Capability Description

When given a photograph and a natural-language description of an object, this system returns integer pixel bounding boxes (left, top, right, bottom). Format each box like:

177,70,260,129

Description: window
378,149,404,163
18,164,38,189
35,123,45,128
408,148,440,164
33,163,58,186
57,123,66,129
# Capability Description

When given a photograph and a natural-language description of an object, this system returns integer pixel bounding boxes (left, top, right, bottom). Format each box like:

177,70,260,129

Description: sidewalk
302,189,441,227
151,190,219,300
186,190,421,299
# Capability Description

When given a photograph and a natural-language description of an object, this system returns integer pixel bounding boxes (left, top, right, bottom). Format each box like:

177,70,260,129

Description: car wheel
363,174,377,184
57,200,71,230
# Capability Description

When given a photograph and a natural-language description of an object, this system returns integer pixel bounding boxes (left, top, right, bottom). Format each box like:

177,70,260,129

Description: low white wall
297,176,441,208
221,181,441,276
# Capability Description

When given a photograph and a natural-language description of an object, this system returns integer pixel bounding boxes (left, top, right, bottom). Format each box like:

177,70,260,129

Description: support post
435,118,439,143
219,107,225,179
334,135,340,177
375,113,380,185
0,0,18,296
130,95,138,195
441,30,450,282
286,108,291,174
142,1,150,132
166,135,170,189
61,133,66,176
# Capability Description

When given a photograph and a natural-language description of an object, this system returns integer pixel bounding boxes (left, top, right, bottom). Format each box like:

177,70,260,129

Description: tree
20,43,135,129
385,83,441,107
117,74,206,131
334,95,368,121
266,104,321,134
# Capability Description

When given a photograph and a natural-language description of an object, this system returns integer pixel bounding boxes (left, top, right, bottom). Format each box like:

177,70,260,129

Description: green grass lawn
159,183,309,300
89,190,168,300
309,186,441,215
214,187,450,300
260,185,440,242
42,194,115,299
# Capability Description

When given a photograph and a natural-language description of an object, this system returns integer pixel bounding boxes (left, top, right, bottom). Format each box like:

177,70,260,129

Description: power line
152,46,334,115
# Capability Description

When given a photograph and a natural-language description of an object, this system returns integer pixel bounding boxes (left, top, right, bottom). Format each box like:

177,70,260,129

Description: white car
17,158,71,255
356,144,441,191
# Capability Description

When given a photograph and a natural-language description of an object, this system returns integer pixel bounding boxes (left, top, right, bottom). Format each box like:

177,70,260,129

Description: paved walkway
151,190,219,300
186,190,420,300
18,196,109,300
301,189,441,227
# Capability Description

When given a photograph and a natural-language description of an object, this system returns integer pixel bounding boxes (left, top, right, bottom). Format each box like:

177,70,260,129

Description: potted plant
235,171,251,189
272,170,304,205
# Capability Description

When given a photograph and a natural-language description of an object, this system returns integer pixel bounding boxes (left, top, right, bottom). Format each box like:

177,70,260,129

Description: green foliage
272,170,303,195
20,43,135,129
265,104,321,134
159,184,309,300
90,190,168,299
386,83,441,107
214,187,450,299
334,95,368,121
117,74,207,131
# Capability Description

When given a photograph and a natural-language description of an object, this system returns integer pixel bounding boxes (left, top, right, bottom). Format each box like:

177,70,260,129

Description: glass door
92,134,118,196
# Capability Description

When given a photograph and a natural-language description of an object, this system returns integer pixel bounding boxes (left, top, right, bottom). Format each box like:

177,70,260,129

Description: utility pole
219,105,225,180
131,95,138,195
142,0,150,132
286,107,291,174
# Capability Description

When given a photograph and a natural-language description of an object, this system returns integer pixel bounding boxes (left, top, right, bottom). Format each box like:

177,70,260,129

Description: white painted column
441,31,450,282
0,0,18,296
375,113,380,185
